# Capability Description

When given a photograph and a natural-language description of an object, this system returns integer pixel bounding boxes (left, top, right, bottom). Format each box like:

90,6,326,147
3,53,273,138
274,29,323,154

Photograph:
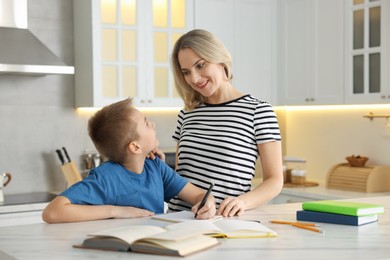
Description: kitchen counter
279,184,390,201
0,196,389,259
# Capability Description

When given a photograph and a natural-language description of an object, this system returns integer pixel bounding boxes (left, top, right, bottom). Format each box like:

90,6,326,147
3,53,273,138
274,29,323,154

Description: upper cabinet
194,0,278,105
279,0,344,105
73,0,193,108
344,0,390,104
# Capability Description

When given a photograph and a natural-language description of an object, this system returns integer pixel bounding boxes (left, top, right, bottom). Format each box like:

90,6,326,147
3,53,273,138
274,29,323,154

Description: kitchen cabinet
73,0,193,108
278,0,344,105
194,0,278,105
344,0,390,104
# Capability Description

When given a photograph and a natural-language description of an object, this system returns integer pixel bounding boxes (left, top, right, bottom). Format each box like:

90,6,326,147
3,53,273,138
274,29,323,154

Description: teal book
302,200,384,216
296,210,378,226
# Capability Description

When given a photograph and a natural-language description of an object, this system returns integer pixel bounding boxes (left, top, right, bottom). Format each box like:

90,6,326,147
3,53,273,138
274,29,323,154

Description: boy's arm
42,196,154,223
177,183,216,220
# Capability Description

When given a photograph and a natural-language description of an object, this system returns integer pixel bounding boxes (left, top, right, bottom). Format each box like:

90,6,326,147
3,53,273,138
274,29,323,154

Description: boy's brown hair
88,98,139,163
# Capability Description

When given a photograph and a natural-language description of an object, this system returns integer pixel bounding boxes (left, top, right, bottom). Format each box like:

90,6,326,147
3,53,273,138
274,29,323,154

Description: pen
291,223,323,233
195,183,214,218
270,220,321,227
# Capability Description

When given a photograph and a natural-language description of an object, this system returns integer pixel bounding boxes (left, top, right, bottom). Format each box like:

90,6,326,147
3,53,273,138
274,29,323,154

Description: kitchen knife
62,147,71,163
55,149,65,165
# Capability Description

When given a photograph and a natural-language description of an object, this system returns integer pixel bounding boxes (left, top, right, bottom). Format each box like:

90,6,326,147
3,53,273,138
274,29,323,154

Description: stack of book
296,200,384,226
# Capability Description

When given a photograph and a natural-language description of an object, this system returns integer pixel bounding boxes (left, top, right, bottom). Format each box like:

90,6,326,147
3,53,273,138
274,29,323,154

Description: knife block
60,162,82,187
326,163,390,192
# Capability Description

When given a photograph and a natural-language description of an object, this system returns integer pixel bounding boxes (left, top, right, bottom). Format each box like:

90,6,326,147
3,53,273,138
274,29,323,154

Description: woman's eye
182,71,189,76
197,62,205,69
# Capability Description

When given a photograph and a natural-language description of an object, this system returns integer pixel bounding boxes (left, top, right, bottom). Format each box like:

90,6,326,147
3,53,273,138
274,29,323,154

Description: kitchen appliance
327,163,390,192
0,0,74,75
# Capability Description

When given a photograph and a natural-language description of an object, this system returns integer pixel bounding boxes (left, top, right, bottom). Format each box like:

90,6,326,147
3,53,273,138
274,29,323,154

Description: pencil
291,223,323,233
270,220,321,227
194,183,214,218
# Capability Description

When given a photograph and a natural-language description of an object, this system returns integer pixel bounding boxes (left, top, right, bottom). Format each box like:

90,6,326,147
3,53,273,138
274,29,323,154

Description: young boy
42,98,216,223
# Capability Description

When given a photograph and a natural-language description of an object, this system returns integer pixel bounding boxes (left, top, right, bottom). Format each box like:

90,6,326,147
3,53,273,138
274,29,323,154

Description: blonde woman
168,29,283,217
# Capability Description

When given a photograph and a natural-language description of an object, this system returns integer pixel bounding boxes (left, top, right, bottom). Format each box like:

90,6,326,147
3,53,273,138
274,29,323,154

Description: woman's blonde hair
171,29,233,110
88,98,139,163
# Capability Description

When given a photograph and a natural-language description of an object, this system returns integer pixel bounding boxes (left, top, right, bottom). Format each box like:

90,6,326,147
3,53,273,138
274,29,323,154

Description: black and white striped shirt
168,95,281,212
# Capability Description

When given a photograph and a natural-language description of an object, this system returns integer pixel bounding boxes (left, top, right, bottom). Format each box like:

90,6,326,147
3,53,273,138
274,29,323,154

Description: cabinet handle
310,98,315,102
381,95,386,99
305,98,310,102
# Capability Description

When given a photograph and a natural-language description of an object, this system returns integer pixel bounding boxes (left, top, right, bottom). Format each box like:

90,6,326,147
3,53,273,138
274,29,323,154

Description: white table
0,196,389,260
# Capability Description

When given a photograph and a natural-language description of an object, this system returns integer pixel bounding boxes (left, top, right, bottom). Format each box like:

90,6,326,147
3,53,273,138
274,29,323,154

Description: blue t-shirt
60,158,188,214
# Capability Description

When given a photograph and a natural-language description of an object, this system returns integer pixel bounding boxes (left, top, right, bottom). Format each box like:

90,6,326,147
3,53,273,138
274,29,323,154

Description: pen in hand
194,183,214,218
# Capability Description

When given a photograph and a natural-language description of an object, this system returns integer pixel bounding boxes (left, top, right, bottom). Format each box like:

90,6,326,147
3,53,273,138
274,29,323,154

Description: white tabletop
0,196,389,260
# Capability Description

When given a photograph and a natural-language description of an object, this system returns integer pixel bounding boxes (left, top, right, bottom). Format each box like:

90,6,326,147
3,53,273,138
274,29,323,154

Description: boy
42,98,216,223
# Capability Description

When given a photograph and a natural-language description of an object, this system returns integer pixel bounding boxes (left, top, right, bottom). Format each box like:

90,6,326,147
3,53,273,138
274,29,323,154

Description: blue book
296,210,378,226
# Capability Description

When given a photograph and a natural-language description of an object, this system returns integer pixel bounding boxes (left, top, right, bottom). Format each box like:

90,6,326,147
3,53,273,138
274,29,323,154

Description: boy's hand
147,148,166,162
217,196,246,217
191,196,216,219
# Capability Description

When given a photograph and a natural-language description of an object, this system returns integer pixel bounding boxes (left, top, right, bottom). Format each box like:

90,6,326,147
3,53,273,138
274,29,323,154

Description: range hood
0,0,74,75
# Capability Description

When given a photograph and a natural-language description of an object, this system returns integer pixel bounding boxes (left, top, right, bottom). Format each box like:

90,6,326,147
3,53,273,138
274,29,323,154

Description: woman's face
178,48,226,98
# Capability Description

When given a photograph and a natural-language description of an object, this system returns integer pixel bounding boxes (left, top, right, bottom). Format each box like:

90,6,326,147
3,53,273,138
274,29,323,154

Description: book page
214,220,277,237
165,219,277,238
89,225,165,244
152,211,223,223
132,234,219,256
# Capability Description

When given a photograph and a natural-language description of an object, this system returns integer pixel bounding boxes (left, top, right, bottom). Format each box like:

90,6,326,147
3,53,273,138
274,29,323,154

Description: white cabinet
344,0,390,104
194,0,278,105
279,0,344,105
73,0,193,108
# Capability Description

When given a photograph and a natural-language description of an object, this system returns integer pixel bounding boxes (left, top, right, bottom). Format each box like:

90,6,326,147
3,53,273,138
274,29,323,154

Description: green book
302,200,384,216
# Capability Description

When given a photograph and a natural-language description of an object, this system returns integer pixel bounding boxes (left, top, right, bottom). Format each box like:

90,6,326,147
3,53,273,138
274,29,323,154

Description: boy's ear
129,141,142,154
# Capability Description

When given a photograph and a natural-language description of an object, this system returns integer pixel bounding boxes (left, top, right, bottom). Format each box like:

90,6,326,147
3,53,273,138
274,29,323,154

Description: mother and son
42,29,283,223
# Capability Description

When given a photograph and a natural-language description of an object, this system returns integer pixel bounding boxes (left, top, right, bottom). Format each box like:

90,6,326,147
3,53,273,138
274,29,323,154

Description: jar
283,157,306,184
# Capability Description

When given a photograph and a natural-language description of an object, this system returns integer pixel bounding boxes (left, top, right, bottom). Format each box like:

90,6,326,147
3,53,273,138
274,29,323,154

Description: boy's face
131,108,159,153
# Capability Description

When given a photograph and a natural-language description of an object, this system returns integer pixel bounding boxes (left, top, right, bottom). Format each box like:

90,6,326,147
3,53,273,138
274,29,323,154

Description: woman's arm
217,141,284,217
42,196,154,223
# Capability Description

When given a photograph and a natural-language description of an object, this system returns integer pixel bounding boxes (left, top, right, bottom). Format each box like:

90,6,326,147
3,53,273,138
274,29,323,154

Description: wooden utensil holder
60,162,82,188
326,163,390,192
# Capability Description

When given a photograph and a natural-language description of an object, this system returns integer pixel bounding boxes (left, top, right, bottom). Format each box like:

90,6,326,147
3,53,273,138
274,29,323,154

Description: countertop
0,196,389,259
280,184,390,200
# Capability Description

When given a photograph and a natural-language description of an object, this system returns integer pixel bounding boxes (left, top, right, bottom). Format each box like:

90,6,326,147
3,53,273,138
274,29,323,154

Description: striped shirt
168,95,281,212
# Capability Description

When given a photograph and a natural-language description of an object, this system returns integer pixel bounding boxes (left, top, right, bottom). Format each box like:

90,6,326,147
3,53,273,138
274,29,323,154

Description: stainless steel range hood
0,0,74,75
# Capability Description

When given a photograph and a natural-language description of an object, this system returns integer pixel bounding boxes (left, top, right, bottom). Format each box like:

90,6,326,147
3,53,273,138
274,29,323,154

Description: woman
168,29,283,217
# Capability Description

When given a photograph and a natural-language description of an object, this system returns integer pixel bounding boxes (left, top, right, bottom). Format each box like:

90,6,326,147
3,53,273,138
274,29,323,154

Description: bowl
345,155,368,167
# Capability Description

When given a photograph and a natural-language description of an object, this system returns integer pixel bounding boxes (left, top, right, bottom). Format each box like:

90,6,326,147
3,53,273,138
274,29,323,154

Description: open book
74,225,219,257
165,219,277,238
152,210,223,223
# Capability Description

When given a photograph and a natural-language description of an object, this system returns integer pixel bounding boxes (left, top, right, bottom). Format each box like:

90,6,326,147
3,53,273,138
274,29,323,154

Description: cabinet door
344,0,390,104
279,0,344,105
74,0,192,108
194,0,277,104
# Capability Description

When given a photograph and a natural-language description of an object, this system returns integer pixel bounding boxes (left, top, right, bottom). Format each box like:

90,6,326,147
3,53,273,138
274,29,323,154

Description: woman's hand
217,196,247,217
147,148,166,161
